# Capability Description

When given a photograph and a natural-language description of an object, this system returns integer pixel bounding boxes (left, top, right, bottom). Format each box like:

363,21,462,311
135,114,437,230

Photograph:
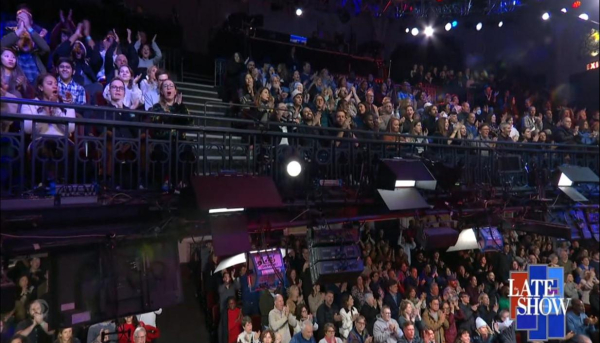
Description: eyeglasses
110,86,125,91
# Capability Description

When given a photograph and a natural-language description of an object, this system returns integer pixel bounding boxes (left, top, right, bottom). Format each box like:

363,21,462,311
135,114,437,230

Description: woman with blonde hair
286,284,304,316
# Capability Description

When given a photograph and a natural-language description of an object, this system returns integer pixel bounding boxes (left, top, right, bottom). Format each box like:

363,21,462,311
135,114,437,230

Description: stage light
209,208,245,214
556,165,599,202
445,23,452,31
286,160,302,177
452,20,458,28
411,27,420,36
542,12,550,21
405,28,410,33
476,22,483,31
424,26,434,37
295,8,303,16
572,0,581,9
579,13,589,21
498,21,504,27
561,8,568,13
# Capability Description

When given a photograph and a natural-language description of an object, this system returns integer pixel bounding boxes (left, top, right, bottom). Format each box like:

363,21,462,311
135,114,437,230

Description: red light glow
572,1,582,9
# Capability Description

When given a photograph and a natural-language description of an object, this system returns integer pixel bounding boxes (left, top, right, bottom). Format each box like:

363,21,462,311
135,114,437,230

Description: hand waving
133,74,143,85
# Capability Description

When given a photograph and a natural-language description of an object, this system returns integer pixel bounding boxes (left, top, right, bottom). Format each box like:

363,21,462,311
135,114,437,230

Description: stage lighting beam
542,12,550,21
476,22,483,31
296,8,303,16
445,23,452,31
579,13,589,21
498,21,504,27
411,27,419,36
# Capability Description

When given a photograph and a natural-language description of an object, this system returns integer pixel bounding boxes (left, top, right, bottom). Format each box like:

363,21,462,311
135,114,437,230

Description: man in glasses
373,305,403,343
347,315,373,343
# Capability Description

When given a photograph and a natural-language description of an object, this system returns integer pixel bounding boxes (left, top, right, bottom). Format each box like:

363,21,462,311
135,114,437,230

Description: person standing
269,294,297,343
373,305,403,343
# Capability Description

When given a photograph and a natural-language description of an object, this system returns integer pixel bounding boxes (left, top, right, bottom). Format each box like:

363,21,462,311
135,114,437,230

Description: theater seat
251,315,261,331
211,305,220,329
95,92,107,106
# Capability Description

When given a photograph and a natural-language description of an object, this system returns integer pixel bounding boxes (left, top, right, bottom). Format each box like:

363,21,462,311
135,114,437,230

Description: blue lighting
452,21,458,27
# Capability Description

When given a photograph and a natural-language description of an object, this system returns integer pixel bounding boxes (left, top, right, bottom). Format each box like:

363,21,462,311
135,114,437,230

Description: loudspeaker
311,245,361,263
1,283,17,313
210,214,250,257
49,239,182,328
308,227,359,246
416,227,459,250
310,259,364,284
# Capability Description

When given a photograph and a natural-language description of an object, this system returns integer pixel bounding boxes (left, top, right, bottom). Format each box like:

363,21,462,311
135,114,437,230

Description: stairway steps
177,86,218,96
183,76,213,84
176,81,215,89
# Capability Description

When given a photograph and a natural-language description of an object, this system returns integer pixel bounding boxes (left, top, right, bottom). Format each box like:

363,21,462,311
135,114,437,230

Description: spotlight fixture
286,160,302,177
405,28,410,33
411,27,419,36
556,165,599,201
295,8,303,16
498,21,504,27
445,23,452,31
452,20,458,28
579,13,589,21
561,8,568,13
424,26,434,37
542,12,550,21
476,22,483,31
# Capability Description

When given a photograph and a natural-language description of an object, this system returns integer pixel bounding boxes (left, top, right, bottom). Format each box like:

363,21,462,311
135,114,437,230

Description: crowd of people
0,254,163,343
0,5,187,139
224,51,599,151
199,223,600,343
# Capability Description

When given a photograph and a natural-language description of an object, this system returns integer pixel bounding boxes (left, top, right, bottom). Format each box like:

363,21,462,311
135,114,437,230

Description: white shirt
21,100,76,136
339,306,359,339
103,83,142,109
236,331,260,343
136,309,162,327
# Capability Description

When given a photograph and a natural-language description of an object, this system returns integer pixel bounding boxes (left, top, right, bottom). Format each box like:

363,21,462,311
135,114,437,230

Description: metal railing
1,97,598,197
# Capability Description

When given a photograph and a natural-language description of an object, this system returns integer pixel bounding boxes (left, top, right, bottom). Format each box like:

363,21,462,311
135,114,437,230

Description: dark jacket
259,290,275,328
553,126,581,144
383,291,402,320
347,327,371,343
359,303,380,337
455,302,476,332
104,41,139,83
316,302,341,337
477,305,497,329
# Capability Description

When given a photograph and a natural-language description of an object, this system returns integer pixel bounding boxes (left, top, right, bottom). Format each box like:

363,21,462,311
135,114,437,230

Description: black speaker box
311,245,361,263
310,259,364,284
49,239,182,328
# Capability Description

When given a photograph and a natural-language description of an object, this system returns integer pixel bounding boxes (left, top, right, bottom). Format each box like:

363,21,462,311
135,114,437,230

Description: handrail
3,97,599,150
1,99,598,198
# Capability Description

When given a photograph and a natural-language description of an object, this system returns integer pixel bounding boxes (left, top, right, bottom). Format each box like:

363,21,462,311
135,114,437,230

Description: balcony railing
1,97,598,198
